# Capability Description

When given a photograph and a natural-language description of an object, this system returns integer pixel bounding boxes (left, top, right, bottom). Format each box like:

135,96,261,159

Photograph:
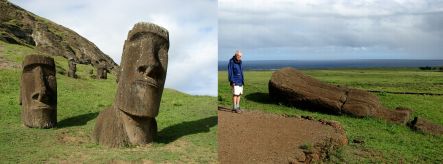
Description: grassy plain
0,41,217,163
219,69,443,163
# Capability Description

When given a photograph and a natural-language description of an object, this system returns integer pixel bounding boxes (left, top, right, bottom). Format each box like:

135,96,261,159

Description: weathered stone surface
96,59,108,79
67,58,77,78
408,117,443,136
269,67,410,124
114,22,169,117
93,107,157,147
20,54,57,128
93,22,168,147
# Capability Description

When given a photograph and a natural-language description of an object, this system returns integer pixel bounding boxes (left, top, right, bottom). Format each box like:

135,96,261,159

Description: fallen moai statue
93,22,169,147
268,67,411,124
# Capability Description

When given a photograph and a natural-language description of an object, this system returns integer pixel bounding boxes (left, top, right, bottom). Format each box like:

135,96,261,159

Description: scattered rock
408,117,443,136
352,138,365,144
301,115,314,120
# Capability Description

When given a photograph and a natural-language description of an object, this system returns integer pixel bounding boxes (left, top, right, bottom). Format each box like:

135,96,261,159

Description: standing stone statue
93,22,169,147
67,58,77,78
96,59,108,79
19,55,57,128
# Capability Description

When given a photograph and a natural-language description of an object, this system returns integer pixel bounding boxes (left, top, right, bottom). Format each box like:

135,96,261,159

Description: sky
11,0,218,96
219,0,443,61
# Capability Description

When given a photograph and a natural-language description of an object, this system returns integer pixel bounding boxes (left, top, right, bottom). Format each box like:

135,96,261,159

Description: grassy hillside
219,69,443,163
0,0,118,69
0,41,217,163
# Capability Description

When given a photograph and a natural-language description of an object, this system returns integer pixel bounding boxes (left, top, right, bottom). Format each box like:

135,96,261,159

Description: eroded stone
269,67,410,124
20,54,57,128
93,22,168,147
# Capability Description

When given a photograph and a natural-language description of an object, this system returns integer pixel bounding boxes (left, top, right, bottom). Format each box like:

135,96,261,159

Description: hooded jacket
228,56,244,86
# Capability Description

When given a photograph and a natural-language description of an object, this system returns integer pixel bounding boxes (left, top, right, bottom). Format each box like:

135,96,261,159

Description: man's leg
236,86,243,111
233,95,240,110
234,96,239,107
237,96,241,109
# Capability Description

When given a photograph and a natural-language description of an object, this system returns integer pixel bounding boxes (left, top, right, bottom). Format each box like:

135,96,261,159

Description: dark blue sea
218,59,443,70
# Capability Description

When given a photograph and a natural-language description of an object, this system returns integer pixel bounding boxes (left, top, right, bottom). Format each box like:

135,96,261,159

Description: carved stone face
20,55,57,128
115,23,169,117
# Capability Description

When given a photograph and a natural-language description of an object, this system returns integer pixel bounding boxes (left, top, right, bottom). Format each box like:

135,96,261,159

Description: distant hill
0,0,118,71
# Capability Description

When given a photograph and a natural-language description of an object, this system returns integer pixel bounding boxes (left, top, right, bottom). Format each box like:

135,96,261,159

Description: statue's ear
19,91,22,105
19,79,22,106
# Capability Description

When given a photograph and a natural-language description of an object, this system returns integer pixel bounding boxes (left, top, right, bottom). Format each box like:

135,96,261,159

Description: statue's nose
137,64,159,79
32,66,49,103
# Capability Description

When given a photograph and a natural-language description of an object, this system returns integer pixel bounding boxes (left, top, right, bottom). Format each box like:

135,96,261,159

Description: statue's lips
31,103,53,111
135,77,159,88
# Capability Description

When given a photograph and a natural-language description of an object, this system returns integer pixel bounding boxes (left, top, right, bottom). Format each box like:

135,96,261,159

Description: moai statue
67,58,77,78
93,22,169,147
269,67,411,124
96,59,108,79
20,55,57,128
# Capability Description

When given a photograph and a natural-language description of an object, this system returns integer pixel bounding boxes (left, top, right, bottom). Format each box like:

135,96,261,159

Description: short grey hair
235,50,242,56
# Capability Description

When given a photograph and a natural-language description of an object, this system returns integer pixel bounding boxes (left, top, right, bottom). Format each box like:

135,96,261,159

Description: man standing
228,50,244,113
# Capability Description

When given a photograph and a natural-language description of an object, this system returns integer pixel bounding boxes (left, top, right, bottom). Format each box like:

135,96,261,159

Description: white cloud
11,0,217,96
219,0,443,60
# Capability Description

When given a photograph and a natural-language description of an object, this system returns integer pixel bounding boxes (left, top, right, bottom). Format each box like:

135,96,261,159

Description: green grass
0,41,217,163
219,69,443,163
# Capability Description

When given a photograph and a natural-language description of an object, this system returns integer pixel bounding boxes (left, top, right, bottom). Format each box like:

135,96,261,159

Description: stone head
115,22,169,117
20,55,57,127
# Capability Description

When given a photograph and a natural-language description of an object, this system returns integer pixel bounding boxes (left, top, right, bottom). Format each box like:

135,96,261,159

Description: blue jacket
228,56,244,86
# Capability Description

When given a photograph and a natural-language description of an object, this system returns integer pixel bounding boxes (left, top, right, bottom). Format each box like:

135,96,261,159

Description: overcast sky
12,0,217,96
219,0,443,61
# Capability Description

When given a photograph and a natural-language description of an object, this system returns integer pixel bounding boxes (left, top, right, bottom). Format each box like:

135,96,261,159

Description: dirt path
218,107,348,163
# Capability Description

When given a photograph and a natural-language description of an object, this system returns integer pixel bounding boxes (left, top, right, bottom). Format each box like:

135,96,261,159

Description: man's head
115,22,169,117
20,55,57,128
235,50,242,61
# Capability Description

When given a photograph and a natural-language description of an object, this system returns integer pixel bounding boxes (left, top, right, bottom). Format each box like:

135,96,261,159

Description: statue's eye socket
23,65,37,72
130,32,146,41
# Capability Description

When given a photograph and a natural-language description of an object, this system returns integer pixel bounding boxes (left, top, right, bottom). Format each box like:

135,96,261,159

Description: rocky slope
0,0,118,70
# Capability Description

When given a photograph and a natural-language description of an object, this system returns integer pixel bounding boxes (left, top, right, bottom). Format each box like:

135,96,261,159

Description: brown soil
218,107,348,163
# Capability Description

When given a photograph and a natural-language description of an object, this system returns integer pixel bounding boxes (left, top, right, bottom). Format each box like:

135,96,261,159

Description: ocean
218,59,443,70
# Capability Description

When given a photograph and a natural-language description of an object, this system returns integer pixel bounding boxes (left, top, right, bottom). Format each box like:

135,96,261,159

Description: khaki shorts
232,85,243,96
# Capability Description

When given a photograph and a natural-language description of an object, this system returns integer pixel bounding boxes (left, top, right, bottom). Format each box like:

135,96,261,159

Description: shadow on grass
57,112,99,128
245,92,274,104
245,92,338,115
156,116,217,144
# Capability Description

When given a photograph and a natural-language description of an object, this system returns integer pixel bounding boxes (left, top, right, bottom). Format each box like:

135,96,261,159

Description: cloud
12,0,217,96
219,0,443,60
